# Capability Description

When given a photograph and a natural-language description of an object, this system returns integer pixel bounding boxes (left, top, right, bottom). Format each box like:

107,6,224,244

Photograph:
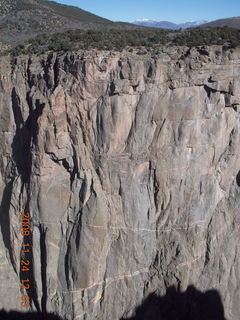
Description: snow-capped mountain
179,20,209,28
132,19,208,29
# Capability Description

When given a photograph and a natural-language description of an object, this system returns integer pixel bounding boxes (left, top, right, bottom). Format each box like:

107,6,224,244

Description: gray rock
0,46,240,319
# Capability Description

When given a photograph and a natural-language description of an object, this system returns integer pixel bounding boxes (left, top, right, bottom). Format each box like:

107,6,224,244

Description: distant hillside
36,0,112,23
0,0,139,46
132,19,208,29
201,17,240,29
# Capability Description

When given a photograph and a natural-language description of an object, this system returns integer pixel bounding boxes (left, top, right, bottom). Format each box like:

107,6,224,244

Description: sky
53,0,240,23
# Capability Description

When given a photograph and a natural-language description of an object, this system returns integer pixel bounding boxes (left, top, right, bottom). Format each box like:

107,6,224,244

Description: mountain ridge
132,19,208,29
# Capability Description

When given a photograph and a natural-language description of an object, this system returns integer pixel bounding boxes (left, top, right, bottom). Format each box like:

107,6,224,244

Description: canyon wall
0,46,240,319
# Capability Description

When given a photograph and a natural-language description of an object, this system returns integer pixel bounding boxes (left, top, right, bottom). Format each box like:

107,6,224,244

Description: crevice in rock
0,178,17,273
204,219,212,267
236,171,240,187
64,238,71,288
203,85,217,99
26,57,34,88
119,179,123,197
45,152,59,164
41,56,54,90
119,70,125,79
71,149,79,181
152,167,159,212
197,48,210,56
96,97,105,149
208,76,215,83
53,57,60,90
109,81,116,96
75,221,82,253
147,65,154,78
39,225,47,313
224,93,232,107
62,155,78,188
180,48,191,60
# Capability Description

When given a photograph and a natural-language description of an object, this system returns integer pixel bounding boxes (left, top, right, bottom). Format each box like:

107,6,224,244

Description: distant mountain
132,19,208,29
179,21,208,28
201,17,240,29
132,19,178,29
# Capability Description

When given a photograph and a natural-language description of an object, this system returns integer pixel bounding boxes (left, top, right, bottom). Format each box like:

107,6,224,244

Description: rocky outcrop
0,46,240,319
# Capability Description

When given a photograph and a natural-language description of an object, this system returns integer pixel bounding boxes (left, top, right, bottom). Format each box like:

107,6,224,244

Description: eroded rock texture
0,46,240,319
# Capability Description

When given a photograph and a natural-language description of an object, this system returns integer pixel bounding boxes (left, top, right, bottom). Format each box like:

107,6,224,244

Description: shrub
3,26,240,57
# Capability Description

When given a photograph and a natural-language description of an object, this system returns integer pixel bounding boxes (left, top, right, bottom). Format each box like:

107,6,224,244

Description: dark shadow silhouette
121,285,226,320
0,310,64,320
0,179,16,272
236,170,240,187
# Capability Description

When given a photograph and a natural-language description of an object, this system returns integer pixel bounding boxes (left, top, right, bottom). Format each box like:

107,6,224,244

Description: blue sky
54,0,240,23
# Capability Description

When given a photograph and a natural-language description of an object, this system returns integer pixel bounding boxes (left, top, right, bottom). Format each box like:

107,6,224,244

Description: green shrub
3,26,240,57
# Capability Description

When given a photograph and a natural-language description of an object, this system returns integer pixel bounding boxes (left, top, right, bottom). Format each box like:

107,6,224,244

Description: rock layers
0,46,240,319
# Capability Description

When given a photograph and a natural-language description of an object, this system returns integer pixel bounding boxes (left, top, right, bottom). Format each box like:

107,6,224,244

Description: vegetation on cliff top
2,26,240,57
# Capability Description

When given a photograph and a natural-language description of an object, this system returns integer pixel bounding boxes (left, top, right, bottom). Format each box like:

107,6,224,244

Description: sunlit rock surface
0,46,240,319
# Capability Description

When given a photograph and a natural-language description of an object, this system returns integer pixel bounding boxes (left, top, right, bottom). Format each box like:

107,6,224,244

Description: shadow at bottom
121,285,226,320
0,310,63,320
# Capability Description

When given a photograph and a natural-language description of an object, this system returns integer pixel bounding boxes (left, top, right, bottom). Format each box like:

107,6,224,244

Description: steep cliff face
0,46,240,320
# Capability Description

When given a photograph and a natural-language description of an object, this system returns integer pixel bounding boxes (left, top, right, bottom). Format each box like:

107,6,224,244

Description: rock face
0,46,240,320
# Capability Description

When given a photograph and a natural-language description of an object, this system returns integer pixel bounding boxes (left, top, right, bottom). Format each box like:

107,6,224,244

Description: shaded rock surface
0,45,240,319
